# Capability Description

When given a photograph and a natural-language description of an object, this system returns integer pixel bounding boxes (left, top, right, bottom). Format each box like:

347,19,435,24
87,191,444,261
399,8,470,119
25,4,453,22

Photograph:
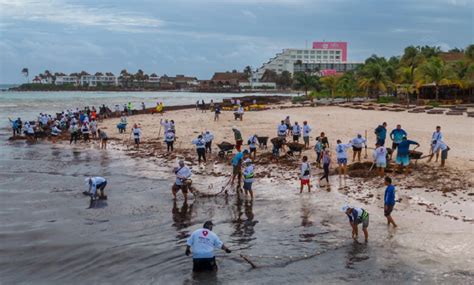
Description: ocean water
0,91,473,284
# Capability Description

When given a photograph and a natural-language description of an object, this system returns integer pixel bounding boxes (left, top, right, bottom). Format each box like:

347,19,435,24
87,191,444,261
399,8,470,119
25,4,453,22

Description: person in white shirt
336,139,352,178
429,126,443,163
84,176,107,204
299,156,311,193
160,119,172,134
81,123,91,142
235,105,244,121
192,135,206,164
90,119,98,140
277,120,287,138
302,121,312,149
164,130,175,152
350,134,367,162
132,124,141,148
431,140,449,167
243,159,255,199
372,142,388,177
292,122,302,142
203,130,214,153
247,134,258,159
186,221,231,272
51,123,61,143
172,160,193,201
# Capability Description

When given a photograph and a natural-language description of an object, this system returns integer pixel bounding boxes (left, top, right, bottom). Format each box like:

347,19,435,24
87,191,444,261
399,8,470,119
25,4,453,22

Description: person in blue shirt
396,137,420,175
186,221,231,272
374,122,387,146
231,149,248,189
384,176,397,227
389,124,407,159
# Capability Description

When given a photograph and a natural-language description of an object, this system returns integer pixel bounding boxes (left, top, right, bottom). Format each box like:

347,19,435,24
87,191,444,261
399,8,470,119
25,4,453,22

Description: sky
0,0,472,83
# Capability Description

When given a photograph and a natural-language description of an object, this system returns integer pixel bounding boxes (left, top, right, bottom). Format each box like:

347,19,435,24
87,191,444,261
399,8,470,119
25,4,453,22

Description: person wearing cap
247,134,258,159
192,134,207,164
186,221,232,272
350,134,367,162
292,121,301,142
203,130,214,154
299,156,311,193
302,121,311,149
232,127,243,151
84,176,107,201
342,205,369,242
374,122,387,146
172,160,193,201
277,120,287,139
164,130,175,152
131,124,142,148
243,159,255,199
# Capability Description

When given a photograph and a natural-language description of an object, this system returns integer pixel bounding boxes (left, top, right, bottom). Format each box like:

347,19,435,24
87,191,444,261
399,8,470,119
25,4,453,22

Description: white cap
341,205,350,212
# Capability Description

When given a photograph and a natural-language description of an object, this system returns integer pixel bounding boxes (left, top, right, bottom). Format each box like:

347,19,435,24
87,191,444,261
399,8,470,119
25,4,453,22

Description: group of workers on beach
8,99,452,273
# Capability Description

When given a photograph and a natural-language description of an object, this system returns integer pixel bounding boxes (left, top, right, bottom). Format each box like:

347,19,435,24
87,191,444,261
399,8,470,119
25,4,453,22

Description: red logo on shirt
202,230,208,236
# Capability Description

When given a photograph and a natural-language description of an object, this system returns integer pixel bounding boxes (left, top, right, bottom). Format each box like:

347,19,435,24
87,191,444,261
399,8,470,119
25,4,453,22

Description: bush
291,95,309,104
428,101,440,107
377,96,399,104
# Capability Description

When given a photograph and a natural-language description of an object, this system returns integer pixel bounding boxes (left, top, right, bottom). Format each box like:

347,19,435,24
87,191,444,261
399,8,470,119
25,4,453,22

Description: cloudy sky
0,0,472,83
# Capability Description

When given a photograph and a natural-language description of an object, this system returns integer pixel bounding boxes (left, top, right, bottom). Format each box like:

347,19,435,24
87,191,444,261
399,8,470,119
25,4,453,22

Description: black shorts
352,146,362,152
293,135,300,141
193,257,217,272
392,142,399,150
134,138,140,144
249,147,257,153
384,205,394,216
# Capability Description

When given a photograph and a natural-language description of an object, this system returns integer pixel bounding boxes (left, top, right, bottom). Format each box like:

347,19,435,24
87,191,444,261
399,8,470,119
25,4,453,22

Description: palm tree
21,68,29,83
358,63,391,99
465,44,474,63
321,75,339,100
396,66,417,105
337,72,357,102
416,57,454,101
243,66,252,79
294,72,319,97
401,46,424,78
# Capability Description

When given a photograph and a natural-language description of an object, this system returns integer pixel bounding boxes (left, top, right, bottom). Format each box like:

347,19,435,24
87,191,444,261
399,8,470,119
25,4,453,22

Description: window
317,56,321,59
317,51,322,54
329,50,335,54
310,50,315,54
323,50,328,54
336,51,341,54
297,50,303,54
335,56,340,60
304,55,309,59
284,60,290,64
330,56,334,59
323,55,328,59
291,55,296,59
310,55,315,59
297,55,302,59
304,50,309,54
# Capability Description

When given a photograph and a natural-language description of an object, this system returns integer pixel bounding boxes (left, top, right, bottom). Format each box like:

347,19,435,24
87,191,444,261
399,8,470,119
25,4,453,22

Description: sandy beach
2,101,474,283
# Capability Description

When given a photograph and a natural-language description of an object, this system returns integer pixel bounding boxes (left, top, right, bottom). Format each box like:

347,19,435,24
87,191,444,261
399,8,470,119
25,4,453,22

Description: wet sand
1,104,474,283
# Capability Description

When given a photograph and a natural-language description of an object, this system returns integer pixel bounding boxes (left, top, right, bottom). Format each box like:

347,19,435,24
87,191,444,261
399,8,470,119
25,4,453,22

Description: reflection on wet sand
172,200,194,232
346,242,370,269
231,195,257,243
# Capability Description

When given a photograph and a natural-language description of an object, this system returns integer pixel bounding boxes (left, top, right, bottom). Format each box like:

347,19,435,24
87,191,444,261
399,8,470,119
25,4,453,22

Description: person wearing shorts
299,156,311,193
232,127,243,151
336,140,352,179
395,137,419,175
350,134,366,162
432,140,449,167
342,205,370,243
292,122,301,142
243,159,255,199
384,176,397,227
192,135,206,164
132,124,141,148
247,134,258,160
172,160,192,202
389,124,407,159
302,121,311,149
373,142,388,177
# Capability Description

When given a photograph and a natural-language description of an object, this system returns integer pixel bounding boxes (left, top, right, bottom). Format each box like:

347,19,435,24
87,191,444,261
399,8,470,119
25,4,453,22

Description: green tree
401,46,425,79
465,44,474,63
294,72,319,97
337,72,357,101
416,57,454,101
321,75,339,100
243,66,253,79
276,71,293,90
358,63,391,99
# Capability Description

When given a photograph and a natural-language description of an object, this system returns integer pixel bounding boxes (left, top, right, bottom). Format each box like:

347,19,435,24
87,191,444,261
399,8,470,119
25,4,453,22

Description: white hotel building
255,41,361,79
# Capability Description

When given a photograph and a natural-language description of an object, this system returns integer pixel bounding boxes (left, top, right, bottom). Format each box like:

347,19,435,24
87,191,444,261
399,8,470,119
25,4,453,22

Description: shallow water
0,92,473,284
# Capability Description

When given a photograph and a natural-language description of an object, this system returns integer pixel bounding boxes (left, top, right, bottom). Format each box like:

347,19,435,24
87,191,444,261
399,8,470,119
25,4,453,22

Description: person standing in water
299,156,311,193
243,159,255,199
186,221,231,272
172,160,193,201
319,149,331,188
342,205,369,243
98,129,108,149
84,176,107,202
132,124,142,148
384,176,397,227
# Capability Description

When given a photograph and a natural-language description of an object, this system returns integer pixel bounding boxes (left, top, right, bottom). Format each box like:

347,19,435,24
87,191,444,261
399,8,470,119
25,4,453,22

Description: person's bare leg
352,152,356,162
441,159,445,167
339,165,342,178
300,183,303,194
363,228,368,242
358,151,361,162
435,150,439,162
387,215,397,227
308,182,311,193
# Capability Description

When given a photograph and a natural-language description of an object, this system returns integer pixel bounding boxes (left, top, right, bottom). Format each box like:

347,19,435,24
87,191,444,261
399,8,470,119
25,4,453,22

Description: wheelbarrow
117,122,127,133
217,142,235,158
257,136,269,149
286,142,305,156
234,113,243,121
